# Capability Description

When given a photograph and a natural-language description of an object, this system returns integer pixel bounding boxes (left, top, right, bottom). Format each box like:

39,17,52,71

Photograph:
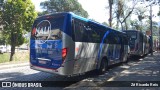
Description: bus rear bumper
30,61,74,76
30,64,62,75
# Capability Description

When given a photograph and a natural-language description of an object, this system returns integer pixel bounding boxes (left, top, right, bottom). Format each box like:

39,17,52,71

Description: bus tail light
62,48,67,61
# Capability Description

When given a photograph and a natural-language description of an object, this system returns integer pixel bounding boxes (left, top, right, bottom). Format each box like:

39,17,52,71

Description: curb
0,62,29,70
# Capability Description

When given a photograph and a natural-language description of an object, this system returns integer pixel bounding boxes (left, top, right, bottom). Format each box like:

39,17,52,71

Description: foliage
130,20,141,30
0,32,6,45
0,0,37,61
40,0,88,18
134,7,146,21
102,22,109,26
0,51,29,63
0,53,10,63
130,19,159,37
158,11,160,16
112,0,138,30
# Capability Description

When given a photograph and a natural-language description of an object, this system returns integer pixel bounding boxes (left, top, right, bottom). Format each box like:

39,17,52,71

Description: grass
0,53,10,63
0,50,29,64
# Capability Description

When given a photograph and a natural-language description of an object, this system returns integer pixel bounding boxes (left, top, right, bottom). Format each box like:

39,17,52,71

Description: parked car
0,46,7,54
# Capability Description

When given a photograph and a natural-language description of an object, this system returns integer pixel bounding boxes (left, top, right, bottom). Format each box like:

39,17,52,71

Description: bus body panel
31,32,76,75
73,42,98,74
30,40,63,68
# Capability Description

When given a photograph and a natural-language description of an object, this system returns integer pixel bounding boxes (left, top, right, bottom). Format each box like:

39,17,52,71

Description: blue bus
30,12,129,75
124,30,150,56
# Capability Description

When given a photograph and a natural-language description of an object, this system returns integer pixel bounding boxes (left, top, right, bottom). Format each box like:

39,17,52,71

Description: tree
102,22,109,26
0,32,6,45
0,0,37,61
130,20,141,30
133,6,147,31
40,0,88,18
113,0,137,30
0,0,4,24
108,0,113,27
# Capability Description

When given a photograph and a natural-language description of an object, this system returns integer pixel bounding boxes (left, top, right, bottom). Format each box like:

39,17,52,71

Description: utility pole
150,4,153,55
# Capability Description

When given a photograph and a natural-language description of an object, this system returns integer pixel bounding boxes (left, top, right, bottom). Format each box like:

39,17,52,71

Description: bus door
107,32,120,63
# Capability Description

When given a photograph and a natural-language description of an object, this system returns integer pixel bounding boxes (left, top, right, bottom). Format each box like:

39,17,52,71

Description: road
0,52,160,90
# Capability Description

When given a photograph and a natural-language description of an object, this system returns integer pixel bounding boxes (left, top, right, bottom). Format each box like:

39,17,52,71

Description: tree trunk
10,44,15,61
109,0,113,27
120,22,123,31
116,19,119,29
124,21,128,30
119,19,123,31
9,32,15,61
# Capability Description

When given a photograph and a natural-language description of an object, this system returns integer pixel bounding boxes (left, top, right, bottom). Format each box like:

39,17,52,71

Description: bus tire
97,58,108,75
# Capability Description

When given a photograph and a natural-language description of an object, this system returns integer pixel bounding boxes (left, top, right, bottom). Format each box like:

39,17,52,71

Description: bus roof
37,12,107,26
36,12,125,34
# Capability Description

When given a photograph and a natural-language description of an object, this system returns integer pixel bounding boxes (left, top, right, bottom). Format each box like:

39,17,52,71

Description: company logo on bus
32,20,51,44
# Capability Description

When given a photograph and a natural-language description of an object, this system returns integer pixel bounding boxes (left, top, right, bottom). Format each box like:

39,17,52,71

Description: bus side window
107,32,116,44
73,20,82,41
73,18,89,42
90,25,101,43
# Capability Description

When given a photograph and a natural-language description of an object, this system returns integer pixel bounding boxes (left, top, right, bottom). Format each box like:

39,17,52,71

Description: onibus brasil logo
32,20,51,44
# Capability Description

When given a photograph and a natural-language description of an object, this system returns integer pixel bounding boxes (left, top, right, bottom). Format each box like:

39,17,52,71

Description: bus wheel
98,58,108,75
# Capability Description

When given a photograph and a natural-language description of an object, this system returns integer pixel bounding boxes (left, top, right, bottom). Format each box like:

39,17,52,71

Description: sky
77,0,108,23
31,0,160,24
31,0,46,12
31,0,109,23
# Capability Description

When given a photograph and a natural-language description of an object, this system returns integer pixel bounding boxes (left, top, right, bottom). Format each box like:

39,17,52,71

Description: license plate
39,60,47,64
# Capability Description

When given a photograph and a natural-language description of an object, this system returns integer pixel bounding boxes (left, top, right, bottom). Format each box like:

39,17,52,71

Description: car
0,46,7,54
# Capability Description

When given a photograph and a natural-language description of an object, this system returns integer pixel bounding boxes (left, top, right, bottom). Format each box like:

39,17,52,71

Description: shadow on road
100,52,160,88
1,68,100,87
1,52,160,89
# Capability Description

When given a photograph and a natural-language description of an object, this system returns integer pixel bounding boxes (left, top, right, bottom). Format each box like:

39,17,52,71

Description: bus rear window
126,31,137,40
31,16,65,40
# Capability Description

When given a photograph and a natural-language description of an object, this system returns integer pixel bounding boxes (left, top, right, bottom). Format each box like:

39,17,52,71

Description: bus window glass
106,31,118,44
126,31,137,40
90,25,102,43
73,19,94,42
31,16,65,40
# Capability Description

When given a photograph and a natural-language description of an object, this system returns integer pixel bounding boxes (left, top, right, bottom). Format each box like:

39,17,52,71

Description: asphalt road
0,52,160,90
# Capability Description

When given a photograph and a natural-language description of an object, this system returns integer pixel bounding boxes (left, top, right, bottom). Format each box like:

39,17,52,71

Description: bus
124,30,150,56
30,12,129,75
144,35,150,54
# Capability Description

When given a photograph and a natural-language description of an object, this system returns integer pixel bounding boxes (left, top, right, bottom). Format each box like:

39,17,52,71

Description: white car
0,46,7,54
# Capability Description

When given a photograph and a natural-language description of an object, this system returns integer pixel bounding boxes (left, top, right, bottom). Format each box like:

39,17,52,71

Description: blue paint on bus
30,39,63,69
98,30,110,59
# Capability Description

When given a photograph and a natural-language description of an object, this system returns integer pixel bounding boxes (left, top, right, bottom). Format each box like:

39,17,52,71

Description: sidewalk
100,51,160,87
0,61,29,70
